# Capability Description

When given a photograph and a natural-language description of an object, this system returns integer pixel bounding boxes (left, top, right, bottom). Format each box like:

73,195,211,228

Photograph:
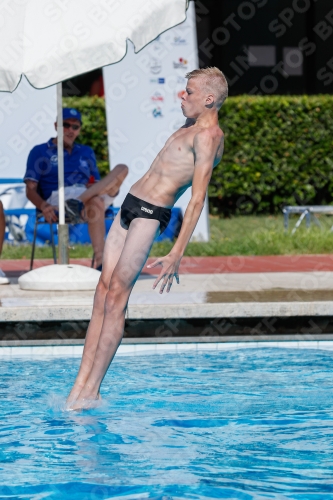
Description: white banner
0,77,56,181
103,2,209,241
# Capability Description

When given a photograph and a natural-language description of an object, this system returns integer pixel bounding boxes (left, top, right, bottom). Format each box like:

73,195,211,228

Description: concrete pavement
0,255,333,321
2,254,333,276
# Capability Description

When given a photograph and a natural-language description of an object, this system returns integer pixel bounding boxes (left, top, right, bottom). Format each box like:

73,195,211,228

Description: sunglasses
63,122,81,130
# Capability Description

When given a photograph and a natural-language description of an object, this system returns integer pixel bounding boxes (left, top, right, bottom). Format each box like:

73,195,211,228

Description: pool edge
1,339,333,357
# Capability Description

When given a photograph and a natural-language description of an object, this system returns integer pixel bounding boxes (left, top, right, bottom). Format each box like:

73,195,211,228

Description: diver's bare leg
69,218,160,410
67,212,127,403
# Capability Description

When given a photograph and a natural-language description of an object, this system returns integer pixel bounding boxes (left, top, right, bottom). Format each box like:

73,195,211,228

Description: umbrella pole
56,83,69,265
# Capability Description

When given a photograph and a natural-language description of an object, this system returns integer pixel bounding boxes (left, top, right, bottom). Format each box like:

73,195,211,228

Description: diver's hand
147,253,181,294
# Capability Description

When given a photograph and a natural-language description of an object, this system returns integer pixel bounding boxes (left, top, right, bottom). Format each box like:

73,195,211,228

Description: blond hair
185,67,228,109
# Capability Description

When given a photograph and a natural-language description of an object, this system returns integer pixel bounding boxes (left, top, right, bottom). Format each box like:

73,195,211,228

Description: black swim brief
120,193,171,234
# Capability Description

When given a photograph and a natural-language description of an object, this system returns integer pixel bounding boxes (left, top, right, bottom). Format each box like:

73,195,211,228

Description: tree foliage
64,95,333,215
212,95,333,215
63,96,109,177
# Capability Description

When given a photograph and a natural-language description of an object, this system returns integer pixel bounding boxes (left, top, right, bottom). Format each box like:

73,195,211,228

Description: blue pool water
1,348,333,499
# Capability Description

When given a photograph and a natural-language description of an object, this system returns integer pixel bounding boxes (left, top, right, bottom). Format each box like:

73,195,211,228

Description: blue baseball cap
62,107,82,123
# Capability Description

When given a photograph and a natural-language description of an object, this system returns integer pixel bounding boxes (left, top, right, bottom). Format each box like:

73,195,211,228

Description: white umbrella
1,0,188,91
0,0,188,286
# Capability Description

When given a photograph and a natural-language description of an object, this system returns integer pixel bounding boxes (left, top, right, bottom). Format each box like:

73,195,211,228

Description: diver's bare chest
160,129,194,161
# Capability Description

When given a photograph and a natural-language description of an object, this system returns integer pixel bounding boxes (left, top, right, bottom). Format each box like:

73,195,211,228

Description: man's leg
67,212,127,403
69,217,160,410
79,164,128,268
79,164,128,204
84,195,106,269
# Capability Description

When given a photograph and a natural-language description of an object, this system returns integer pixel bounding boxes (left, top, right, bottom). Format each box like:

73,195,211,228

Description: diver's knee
105,279,128,313
96,277,108,298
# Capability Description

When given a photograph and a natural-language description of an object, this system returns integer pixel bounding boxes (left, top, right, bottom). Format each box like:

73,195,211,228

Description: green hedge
63,96,109,177
212,95,333,215
65,95,333,215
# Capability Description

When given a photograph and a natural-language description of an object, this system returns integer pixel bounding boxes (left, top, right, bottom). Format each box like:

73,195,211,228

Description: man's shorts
47,184,114,210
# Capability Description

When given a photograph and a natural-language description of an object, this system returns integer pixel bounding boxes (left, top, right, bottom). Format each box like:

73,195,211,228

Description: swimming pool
1,348,333,499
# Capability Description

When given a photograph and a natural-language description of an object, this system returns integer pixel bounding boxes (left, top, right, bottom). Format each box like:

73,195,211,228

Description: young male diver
67,67,228,410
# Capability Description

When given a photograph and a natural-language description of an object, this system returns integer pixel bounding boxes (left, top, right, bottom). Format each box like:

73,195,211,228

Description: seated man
24,108,128,270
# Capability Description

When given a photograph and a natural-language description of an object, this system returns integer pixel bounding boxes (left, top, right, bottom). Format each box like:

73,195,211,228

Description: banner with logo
103,1,209,241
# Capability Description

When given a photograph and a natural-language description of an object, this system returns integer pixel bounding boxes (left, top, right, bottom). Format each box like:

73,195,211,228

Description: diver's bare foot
66,388,101,411
66,382,85,405
68,395,101,411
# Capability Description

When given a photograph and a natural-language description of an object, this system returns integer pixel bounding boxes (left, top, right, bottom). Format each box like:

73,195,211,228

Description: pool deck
1,255,333,323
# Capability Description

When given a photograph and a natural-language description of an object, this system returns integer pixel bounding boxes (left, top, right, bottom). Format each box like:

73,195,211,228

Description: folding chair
30,206,116,270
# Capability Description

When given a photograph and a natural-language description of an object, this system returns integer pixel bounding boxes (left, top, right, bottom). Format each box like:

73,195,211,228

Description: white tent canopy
0,0,188,92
